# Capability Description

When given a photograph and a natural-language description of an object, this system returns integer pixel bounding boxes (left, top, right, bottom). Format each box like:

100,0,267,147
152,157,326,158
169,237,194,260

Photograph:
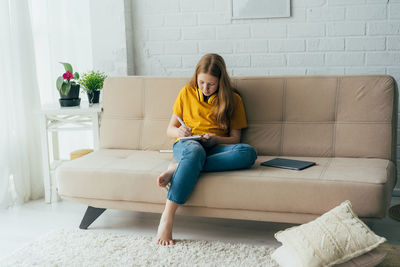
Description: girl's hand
200,133,218,147
177,125,192,137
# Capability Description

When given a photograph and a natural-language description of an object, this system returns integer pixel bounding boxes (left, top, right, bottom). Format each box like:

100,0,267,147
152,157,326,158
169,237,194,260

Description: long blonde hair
189,53,236,130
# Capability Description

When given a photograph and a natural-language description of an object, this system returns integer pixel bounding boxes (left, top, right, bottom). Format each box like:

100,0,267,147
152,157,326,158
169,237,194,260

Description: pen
176,115,187,128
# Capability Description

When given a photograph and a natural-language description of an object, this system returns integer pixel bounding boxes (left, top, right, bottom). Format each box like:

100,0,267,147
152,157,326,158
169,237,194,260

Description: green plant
56,62,80,95
79,71,108,93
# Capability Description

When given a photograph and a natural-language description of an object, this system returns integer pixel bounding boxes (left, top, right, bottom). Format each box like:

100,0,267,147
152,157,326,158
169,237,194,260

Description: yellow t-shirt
172,85,247,138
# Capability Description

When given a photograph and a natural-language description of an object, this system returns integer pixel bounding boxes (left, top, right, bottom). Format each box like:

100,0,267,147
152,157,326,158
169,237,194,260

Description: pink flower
63,70,74,80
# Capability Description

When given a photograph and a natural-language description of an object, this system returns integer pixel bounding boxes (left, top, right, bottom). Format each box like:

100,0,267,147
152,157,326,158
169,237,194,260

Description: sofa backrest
100,75,396,161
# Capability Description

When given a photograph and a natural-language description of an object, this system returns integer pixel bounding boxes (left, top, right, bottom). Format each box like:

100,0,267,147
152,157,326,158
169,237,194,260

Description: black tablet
261,158,316,170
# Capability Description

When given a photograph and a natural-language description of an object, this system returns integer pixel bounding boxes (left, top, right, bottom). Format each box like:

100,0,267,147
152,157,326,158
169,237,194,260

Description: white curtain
0,0,127,208
0,0,94,208
0,0,43,208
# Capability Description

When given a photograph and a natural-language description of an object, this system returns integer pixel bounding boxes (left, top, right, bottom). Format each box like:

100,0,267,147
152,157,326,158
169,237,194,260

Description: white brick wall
130,0,400,195
346,37,386,51
252,24,286,39
327,22,365,36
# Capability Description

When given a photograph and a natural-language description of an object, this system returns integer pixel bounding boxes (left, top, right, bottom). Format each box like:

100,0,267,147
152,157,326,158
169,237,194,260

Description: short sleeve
230,93,247,130
172,87,185,118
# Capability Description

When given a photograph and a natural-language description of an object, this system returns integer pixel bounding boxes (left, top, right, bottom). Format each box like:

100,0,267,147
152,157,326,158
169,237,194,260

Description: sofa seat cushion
56,149,395,218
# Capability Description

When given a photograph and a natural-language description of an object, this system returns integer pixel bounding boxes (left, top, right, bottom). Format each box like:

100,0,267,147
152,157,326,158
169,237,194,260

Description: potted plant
56,62,81,107
79,70,108,104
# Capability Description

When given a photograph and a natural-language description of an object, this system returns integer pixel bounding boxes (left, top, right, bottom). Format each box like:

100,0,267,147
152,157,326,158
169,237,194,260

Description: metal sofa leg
79,206,106,229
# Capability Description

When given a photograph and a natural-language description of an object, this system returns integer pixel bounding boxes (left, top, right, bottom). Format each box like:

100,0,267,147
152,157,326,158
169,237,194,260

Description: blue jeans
167,140,257,204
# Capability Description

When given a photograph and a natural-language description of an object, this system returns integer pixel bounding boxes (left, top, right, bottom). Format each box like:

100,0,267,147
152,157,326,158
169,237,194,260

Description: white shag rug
0,229,278,266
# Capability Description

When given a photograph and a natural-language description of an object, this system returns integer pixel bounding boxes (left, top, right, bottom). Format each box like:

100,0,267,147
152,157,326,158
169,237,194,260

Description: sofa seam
233,75,388,81
101,116,168,121
332,77,341,157
318,157,332,180
246,121,390,124
280,78,287,155
100,117,391,124
139,78,145,149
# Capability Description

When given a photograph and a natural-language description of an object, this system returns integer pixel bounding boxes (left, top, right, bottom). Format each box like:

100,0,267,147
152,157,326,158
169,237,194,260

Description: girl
156,53,257,246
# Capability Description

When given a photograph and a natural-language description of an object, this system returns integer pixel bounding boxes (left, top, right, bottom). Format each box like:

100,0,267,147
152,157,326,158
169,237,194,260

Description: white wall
130,0,400,195
89,0,129,76
131,0,400,79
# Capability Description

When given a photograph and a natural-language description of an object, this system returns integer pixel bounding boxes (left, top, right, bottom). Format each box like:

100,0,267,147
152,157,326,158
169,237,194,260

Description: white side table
37,102,102,203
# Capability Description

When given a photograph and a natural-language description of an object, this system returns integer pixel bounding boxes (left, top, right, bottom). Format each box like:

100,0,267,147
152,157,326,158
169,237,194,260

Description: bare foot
157,212,175,246
157,169,174,188
157,162,178,188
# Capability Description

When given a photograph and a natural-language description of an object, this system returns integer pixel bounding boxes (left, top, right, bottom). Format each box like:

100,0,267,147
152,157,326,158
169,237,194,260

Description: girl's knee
234,144,257,166
182,141,206,160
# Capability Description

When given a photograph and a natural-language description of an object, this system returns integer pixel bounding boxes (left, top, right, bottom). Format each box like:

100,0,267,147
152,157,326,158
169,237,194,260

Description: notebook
179,135,202,141
261,158,316,170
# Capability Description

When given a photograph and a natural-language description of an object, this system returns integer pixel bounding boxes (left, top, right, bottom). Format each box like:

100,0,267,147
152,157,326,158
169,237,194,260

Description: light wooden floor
1,197,399,260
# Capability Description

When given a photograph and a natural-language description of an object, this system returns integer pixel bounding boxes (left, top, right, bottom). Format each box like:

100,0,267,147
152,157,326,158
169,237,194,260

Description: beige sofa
56,75,397,229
